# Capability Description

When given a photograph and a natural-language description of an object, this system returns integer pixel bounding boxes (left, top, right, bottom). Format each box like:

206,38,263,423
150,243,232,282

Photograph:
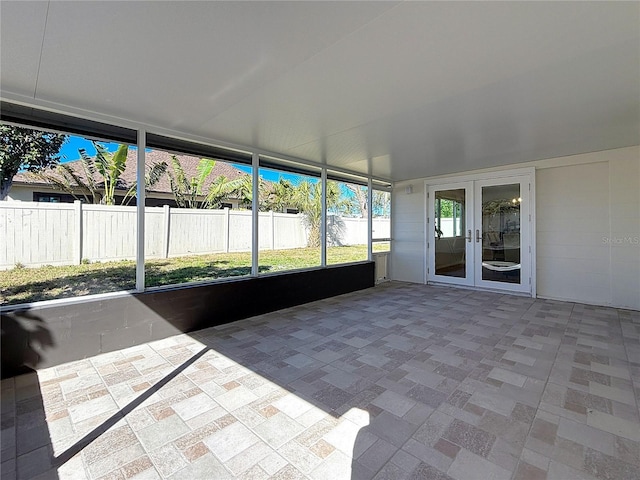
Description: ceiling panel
34,1,397,127
0,1,49,96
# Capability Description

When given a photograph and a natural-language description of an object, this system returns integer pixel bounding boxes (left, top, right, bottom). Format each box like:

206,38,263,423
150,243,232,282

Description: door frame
424,167,536,297
427,181,474,286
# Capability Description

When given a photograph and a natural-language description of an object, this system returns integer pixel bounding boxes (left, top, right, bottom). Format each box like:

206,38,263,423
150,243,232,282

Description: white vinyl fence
0,201,390,269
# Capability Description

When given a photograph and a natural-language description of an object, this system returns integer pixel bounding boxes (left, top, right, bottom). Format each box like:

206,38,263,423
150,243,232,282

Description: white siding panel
390,181,425,284
536,162,612,305
609,155,640,309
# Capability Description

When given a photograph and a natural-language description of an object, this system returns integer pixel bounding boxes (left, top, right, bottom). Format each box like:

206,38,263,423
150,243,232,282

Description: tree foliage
372,190,391,218
36,142,166,205
0,124,67,200
167,156,246,209
82,143,128,205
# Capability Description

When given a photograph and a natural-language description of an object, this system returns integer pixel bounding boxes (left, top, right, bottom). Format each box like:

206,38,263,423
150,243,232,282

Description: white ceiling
1,1,638,181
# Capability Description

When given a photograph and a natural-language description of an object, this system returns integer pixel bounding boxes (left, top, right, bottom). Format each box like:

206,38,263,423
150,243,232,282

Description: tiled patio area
2,282,639,480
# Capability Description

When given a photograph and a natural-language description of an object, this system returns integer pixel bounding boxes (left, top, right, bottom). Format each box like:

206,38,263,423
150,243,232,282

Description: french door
427,174,532,294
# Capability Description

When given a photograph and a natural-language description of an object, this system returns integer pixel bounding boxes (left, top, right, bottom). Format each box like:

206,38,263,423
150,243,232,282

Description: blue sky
59,136,124,162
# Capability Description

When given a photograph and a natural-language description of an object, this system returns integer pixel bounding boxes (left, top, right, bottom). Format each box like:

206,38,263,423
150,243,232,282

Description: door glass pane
481,184,521,283
435,189,466,277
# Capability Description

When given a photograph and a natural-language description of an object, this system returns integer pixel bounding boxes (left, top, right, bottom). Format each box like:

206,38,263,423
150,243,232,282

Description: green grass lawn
0,244,390,305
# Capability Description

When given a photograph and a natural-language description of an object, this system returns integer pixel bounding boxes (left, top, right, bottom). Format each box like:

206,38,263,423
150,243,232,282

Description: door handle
466,229,472,242
476,229,481,243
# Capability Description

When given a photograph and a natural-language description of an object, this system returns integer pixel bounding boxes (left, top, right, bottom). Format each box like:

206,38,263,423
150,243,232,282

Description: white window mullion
321,169,327,267
251,153,259,276
135,128,146,292
367,179,373,261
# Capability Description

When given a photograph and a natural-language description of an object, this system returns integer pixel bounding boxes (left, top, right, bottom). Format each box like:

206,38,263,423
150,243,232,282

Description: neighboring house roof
12,149,249,196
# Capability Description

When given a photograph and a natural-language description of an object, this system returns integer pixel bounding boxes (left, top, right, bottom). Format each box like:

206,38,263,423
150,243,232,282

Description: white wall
5,185,33,202
537,148,639,309
390,181,426,283
391,146,640,309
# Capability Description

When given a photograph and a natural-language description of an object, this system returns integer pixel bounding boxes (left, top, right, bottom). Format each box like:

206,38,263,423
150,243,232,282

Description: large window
142,146,253,289
0,124,136,304
372,189,391,252
258,161,322,273
1,106,389,308
326,174,369,265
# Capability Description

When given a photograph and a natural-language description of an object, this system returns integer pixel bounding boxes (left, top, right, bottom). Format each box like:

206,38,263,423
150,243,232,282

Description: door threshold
426,281,533,298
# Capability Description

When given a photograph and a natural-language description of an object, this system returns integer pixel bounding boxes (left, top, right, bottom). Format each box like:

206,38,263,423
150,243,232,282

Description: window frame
0,103,391,309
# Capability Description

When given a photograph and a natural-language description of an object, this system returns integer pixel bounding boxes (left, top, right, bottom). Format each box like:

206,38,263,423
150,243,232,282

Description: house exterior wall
391,146,640,310
5,185,33,202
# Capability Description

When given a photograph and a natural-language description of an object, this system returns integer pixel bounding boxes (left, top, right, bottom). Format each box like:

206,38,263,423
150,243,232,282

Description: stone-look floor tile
120,455,155,479
87,444,147,479
56,453,89,480
370,461,406,480
371,390,416,417
277,439,323,474
583,448,640,480
447,449,511,480
258,451,288,475
147,444,187,477
368,411,419,447
408,462,454,480
322,418,364,457
402,439,454,473
557,416,616,455
237,464,270,480
225,441,273,476
469,389,516,417
15,445,52,480
357,438,397,474
586,409,640,442
203,421,260,463
253,412,305,449
167,453,232,480
4,283,640,480
135,414,190,452
513,461,547,480
442,418,496,458
309,450,352,480
270,463,305,480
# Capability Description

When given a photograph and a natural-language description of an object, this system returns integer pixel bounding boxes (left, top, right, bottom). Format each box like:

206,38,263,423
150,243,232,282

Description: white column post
163,204,170,259
74,200,83,265
368,179,373,261
321,169,327,267
135,129,146,292
251,153,259,276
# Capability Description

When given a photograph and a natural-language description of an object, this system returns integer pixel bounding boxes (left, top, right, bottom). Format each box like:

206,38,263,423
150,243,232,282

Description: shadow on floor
1,309,58,480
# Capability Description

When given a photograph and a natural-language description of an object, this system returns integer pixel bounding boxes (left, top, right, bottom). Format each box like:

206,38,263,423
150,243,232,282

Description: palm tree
167,155,248,209
35,142,166,205
290,180,345,247
167,155,211,208
262,179,295,212
89,143,128,205
34,153,102,204
121,161,168,206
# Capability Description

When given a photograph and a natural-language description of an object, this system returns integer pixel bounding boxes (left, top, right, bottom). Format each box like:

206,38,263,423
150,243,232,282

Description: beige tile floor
2,282,639,479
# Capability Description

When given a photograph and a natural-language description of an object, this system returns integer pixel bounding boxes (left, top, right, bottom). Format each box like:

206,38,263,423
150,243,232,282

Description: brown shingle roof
13,149,249,195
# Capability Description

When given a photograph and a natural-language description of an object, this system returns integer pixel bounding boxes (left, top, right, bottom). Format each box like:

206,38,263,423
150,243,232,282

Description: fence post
74,200,82,265
163,205,170,258
223,207,230,253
